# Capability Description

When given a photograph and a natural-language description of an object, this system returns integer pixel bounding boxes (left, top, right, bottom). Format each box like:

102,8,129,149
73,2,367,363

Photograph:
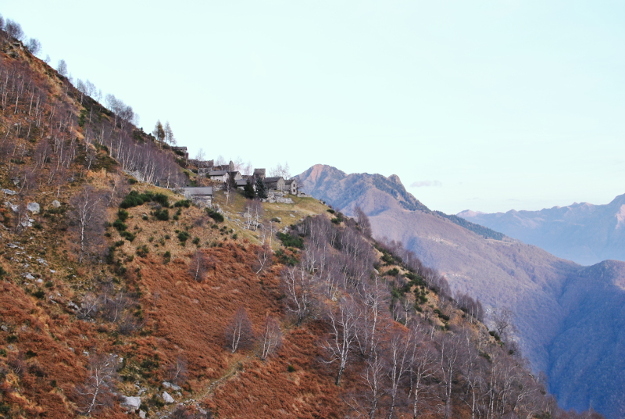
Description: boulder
162,381,182,391
51,200,61,208
27,202,40,214
121,396,141,411
162,391,175,404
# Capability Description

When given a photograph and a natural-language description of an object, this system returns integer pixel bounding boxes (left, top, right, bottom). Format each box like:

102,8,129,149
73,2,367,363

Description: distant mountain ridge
458,194,625,265
298,164,625,418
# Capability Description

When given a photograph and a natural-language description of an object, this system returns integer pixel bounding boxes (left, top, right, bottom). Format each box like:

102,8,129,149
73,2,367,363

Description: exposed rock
139,410,146,419
5,202,19,213
163,381,182,391
51,200,61,208
27,202,40,214
1,189,17,195
23,273,35,280
162,391,175,404
121,396,142,411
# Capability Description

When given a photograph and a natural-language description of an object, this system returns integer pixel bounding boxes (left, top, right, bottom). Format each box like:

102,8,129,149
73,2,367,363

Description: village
169,146,301,208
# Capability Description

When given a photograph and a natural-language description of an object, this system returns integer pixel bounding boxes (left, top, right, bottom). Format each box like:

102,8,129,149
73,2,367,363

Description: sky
2,1,624,214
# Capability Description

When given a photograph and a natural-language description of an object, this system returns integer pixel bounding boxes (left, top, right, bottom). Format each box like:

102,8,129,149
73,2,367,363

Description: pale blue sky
3,1,624,213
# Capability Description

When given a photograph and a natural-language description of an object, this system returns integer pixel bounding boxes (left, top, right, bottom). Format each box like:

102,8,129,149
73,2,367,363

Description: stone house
284,178,298,195
207,170,229,183
253,168,266,180
181,187,213,207
264,177,286,192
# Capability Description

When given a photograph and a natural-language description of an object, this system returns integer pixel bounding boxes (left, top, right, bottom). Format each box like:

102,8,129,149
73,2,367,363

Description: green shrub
385,268,400,277
32,290,45,299
154,209,169,221
121,231,136,242
117,209,129,221
136,245,149,258
205,208,224,223
277,232,304,249
177,231,190,243
113,219,127,231
120,190,170,209
174,200,192,208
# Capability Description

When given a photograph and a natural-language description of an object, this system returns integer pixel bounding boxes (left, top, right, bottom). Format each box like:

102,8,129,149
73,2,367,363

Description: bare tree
323,296,360,385
164,121,176,145
5,19,24,41
269,162,291,179
354,206,372,237
492,307,515,342
70,185,107,263
25,38,41,55
354,276,385,357
281,265,318,325
386,329,414,419
362,351,385,419
165,355,189,386
243,199,263,231
195,148,206,162
189,250,209,282
253,243,273,275
57,59,68,77
74,353,120,416
408,332,437,419
225,307,255,353
259,315,282,360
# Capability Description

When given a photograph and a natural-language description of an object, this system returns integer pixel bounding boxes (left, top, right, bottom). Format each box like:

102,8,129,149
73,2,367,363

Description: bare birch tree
225,307,254,353
70,185,107,263
323,296,360,385
259,315,282,360
74,353,119,416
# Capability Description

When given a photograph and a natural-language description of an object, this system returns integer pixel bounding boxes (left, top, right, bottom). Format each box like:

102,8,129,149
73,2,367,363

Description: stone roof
182,187,213,196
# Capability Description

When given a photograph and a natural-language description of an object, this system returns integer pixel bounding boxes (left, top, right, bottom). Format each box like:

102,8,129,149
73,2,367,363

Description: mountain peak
388,174,403,185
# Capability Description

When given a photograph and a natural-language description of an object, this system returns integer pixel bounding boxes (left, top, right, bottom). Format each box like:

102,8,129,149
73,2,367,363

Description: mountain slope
458,194,625,265
299,163,625,418
0,26,583,419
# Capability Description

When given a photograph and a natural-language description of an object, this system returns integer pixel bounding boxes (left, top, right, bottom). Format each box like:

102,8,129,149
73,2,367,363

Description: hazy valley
298,164,625,418
457,195,625,266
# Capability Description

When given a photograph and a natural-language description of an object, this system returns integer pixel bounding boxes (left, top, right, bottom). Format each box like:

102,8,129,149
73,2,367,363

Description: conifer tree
243,179,256,199
255,176,268,199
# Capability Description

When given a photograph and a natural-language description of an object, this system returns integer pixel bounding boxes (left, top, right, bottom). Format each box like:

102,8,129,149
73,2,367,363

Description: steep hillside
298,164,625,418
458,194,625,265
0,22,605,419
